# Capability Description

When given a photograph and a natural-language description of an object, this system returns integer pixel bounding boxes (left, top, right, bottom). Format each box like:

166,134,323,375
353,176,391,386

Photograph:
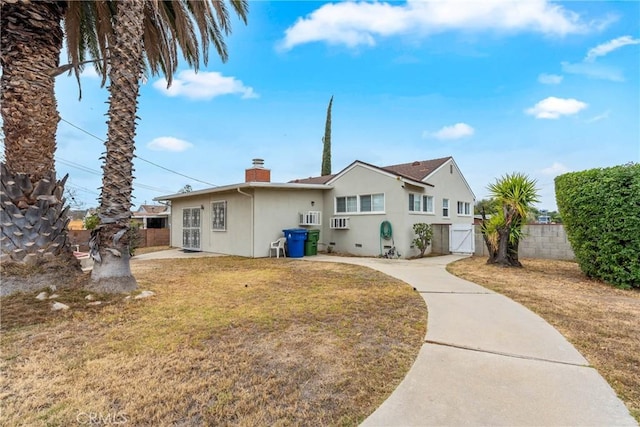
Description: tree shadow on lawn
1,257,427,426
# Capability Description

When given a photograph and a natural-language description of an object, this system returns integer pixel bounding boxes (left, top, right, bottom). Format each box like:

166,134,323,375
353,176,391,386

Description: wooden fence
68,228,170,252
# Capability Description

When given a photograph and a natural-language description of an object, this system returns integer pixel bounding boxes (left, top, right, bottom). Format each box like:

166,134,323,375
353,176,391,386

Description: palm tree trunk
1,1,80,293
1,0,63,180
88,0,144,293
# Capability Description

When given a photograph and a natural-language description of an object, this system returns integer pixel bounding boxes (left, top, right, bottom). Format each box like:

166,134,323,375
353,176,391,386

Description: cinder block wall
474,224,575,261
431,224,450,255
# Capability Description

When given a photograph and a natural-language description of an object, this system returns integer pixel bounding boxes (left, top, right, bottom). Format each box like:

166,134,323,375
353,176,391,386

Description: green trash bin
304,229,320,256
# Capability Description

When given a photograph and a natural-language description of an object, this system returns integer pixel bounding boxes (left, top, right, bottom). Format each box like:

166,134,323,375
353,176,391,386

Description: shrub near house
555,163,640,289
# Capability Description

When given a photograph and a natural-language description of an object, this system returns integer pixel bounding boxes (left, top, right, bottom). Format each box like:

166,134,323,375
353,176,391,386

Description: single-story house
155,156,475,258
131,204,170,229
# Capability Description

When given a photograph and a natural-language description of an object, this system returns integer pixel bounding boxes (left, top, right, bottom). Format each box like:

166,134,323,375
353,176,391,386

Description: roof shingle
290,157,451,184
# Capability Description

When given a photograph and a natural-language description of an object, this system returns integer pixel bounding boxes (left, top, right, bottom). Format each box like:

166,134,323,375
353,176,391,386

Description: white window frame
457,201,471,216
409,193,434,214
336,196,357,213
360,193,384,213
423,195,434,214
409,193,421,212
335,193,385,214
211,200,227,231
442,198,450,218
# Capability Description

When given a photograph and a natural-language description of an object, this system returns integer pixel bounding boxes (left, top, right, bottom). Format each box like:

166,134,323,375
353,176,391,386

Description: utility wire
58,156,173,193
59,117,218,188
135,156,218,188
66,180,100,195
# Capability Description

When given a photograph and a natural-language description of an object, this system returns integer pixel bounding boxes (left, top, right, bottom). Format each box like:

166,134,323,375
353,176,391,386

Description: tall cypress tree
321,96,333,176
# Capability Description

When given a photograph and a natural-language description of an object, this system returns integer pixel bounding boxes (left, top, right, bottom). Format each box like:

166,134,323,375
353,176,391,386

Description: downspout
237,188,254,257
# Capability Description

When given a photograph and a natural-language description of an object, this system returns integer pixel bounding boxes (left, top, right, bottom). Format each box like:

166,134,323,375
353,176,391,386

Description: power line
59,117,218,188
135,156,218,188
57,157,102,176
66,180,100,196
57,156,173,193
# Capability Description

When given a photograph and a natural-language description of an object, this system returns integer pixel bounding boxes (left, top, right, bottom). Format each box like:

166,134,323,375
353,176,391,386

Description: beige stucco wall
252,188,325,257
321,159,475,258
169,190,253,256
423,159,475,224
168,187,326,257
321,164,405,257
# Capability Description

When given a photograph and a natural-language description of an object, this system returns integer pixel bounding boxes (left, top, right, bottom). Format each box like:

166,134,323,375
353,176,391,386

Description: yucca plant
481,173,539,267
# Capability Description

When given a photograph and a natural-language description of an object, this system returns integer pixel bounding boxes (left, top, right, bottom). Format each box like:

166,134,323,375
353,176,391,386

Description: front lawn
0,257,426,426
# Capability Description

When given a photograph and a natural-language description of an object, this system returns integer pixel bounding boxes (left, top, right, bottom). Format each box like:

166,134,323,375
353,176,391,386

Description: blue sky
53,0,639,211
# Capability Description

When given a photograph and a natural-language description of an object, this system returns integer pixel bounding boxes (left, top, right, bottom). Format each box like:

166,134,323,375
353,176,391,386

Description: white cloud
525,97,588,119
424,123,475,140
585,35,640,62
147,136,193,152
80,67,99,79
561,61,624,82
538,73,563,84
153,70,258,100
585,110,610,123
540,162,570,175
280,0,603,50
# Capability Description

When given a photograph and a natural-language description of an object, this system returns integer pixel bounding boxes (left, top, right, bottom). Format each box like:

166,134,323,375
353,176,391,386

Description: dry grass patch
133,245,171,255
447,256,640,421
1,257,425,426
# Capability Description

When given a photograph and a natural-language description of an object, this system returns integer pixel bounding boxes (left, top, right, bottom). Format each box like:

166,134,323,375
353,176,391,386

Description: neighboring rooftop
135,205,170,215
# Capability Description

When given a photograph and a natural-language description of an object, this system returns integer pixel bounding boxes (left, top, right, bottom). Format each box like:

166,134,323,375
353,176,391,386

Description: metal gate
450,224,475,254
182,207,201,251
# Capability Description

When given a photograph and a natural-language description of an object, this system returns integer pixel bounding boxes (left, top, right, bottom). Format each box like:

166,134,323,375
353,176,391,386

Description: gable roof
290,157,451,186
138,204,169,214
381,157,451,181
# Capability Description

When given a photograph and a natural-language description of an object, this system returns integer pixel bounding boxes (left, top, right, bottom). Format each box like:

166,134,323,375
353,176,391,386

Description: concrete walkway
133,249,636,426
303,254,636,426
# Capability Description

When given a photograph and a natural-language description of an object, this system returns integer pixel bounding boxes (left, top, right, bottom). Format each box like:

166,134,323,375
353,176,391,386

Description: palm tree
1,1,81,289
1,0,248,292
88,0,248,292
481,173,539,267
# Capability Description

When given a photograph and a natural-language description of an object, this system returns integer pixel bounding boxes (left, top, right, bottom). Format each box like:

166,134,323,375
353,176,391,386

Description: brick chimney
245,158,271,183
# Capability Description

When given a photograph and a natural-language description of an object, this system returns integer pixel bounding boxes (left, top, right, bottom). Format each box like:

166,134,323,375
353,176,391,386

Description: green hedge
555,163,640,289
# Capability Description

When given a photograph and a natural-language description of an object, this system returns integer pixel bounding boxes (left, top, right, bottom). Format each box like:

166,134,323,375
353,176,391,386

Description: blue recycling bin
283,228,308,258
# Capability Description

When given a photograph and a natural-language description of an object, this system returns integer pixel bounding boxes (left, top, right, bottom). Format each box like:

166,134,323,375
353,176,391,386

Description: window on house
336,196,357,213
211,201,227,231
422,195,434,213
457,201,471,216
336,194,384,213
442,198,450,217
409,194,434,213
409,194,421,211
361,193,384,212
